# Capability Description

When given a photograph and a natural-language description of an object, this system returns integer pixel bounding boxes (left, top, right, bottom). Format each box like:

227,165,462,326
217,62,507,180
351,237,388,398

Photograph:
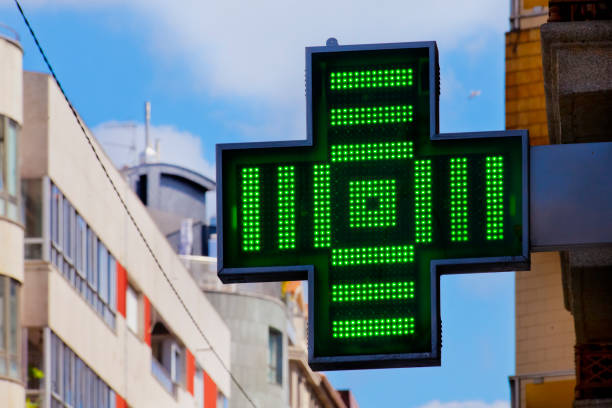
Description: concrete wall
21,73,48,179
0,380,25,408
0,35,25,407
0,220,24,282
20,72,232,404
206,290,289,408
0,35,24,283
0,36,22,124
515,252,575,375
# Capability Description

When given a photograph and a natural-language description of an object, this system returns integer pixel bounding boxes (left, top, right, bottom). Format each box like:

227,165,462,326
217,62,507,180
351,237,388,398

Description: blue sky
2,1,514,407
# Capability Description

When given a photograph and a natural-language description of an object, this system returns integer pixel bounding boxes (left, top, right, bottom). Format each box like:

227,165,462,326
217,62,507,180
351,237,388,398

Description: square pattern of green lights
222,46,523,357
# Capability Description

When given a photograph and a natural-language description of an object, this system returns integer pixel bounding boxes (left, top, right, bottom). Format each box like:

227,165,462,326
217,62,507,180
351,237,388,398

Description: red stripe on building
115,394,127,408
116,262,127,318
143,295,151,346
204,371,217,408
186,349,195,395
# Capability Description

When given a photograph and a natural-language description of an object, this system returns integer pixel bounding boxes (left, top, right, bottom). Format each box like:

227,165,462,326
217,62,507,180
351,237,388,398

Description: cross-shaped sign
216,41,529,370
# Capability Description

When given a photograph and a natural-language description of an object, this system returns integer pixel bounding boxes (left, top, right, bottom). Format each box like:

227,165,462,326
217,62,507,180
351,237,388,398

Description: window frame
125,284,139,335
22,178,45,260
268,327,283,385
0,276,21,382
0,116,20,221
47,180,117,330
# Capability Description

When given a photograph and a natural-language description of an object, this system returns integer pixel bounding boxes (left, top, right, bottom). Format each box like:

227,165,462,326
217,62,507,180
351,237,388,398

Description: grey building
122,163,216,256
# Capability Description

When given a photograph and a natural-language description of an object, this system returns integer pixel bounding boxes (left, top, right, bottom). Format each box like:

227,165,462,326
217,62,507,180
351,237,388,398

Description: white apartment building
1,32,232,408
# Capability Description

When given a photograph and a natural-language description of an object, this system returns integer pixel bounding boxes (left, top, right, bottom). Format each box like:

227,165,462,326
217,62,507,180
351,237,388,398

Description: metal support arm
530,142,612,251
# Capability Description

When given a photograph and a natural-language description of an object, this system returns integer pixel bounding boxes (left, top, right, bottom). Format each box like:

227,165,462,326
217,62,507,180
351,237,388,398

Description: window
50,331,116,408
150,316,185,397
194,368,204,408
126,285,139,334
268,328,282,385
25,328,45,407
108,255,116,311
22,179,43,259
48,181,117,329
76,215,86,277
63,199,72,262
0,116,20,222
217,392,228,408
98,243,108,305
0,276,20,380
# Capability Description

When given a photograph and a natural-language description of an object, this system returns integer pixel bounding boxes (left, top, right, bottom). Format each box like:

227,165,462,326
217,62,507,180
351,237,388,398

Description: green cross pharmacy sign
216,41,529,371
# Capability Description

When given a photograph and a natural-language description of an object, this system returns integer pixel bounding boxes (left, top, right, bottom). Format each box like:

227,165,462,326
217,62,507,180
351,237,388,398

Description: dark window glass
76,216,86,276
6,119,17,197
137,174,148,205
51,334,61,395
268,328,282,385
63,200,71,259
0,277,21,380
8,279,19,378
22,179,42,238
51,186,60,246
108,255,116,312
87,230,95,288
98,243,108,304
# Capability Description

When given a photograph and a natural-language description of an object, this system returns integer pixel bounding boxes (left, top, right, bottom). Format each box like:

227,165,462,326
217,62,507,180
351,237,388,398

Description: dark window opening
136,174,148,205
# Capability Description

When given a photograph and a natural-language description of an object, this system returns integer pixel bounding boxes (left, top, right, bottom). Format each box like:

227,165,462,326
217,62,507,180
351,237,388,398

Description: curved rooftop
122,162,215,191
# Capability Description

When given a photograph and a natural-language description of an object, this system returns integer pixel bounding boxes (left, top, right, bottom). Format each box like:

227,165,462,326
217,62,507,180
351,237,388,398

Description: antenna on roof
140,101,159,164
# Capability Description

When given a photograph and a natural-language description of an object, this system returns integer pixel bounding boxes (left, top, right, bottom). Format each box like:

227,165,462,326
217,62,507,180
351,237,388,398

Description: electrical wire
13,2,257,406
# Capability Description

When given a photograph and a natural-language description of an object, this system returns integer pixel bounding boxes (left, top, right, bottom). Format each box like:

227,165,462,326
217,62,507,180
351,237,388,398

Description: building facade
1,31,233,408
506,1,577,406
122,163,216,257
122,161,354,408
0,29,25,408
506,1,612,406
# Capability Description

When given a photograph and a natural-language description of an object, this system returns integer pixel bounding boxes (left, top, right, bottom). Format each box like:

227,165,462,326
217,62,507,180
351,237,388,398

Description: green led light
450,158,469,242
331,245,414,266
278,166,296,250
313,164,331,248
414,159,433,243
349,179,397,228
330,68,413,90
486,156,504,240
331,281,415,302
330,105,413,126
240,167,261,251
332,317,415,338
331,141,413,162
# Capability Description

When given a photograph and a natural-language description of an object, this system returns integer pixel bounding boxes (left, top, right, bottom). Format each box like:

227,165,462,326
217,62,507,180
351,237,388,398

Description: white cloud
416,400,509,408
18,0,509,105
93,121,215,180
16,0,510,156
135,0,508,105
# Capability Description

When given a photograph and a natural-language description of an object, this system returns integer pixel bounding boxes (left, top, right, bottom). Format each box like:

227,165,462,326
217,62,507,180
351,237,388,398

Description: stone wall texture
505,28,549,146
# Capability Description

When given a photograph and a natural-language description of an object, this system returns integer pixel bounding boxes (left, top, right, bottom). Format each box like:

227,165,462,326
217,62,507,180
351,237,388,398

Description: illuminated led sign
216,41,529,370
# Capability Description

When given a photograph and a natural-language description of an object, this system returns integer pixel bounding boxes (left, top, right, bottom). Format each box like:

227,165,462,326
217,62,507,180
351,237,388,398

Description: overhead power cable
13,2,257,407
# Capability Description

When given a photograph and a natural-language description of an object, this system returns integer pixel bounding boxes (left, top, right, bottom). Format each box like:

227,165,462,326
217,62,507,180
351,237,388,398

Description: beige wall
23,262,49,327
0,380,25,408
516,252,575,375
0,36,22,124
21,72,232,401
0,35,25,281
21,73,48,179
0,220,24,282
